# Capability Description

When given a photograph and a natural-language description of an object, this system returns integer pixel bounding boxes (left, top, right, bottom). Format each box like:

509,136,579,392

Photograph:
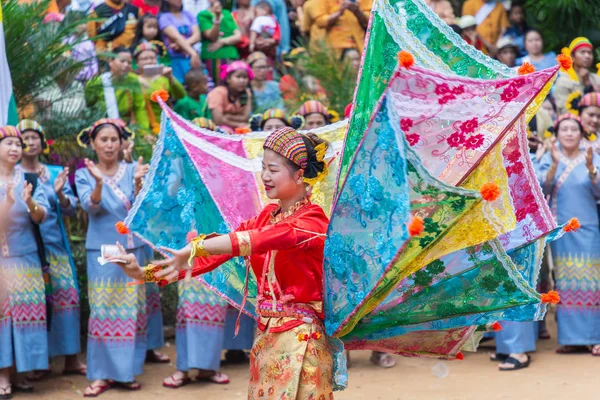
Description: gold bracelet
27,201,39,214
188,234,211,266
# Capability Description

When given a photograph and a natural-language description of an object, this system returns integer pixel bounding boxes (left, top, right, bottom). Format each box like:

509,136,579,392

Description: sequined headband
297,100,328,118
77,118,134,148
263,127,308,169
553,113,584,132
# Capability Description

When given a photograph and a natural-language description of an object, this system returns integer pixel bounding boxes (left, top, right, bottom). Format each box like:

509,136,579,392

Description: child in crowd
459,15,493,55
174,68,211,120
248,1,280,59
206,61,253,133
132,14,169,66
503,3,528,57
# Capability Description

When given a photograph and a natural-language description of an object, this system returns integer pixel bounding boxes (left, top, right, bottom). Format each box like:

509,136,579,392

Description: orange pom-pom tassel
556,54,573,71
456,352,464,360
541,291,560,304
398,50,415,69
115,221,131,235
408,216,425,236
150,89,169,103
563,217,581,232
235,127,251,134
518,62,535,75
492,322,502,331
480,182,501,202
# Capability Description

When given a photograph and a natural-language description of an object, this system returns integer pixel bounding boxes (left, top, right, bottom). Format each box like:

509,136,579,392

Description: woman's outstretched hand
153,245,192,283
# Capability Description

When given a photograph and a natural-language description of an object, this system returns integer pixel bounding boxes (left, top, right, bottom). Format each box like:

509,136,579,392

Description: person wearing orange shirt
461,0,509,52
302,0,326,51
313,0,372,54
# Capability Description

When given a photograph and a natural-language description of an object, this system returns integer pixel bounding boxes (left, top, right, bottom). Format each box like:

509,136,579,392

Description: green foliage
524,0,600,51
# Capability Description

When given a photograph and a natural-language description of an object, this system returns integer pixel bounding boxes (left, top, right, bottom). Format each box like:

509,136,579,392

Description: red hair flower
480,182,501,202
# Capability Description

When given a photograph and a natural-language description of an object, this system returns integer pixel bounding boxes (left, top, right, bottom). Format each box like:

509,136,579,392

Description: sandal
26,370,50,382
146,350,171,364
0,385,11,400
196,372,229,384
163,373,191,389
538,330,551,340
369,352,396,368
556,345,590,354
83,381,114,398
63,364,87,376
591,345,600,356
499,355,531,371
114,381,141,391
489,353,509,362
13,380,33,393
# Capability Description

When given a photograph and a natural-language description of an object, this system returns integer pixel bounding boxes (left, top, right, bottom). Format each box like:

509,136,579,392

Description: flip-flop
13,380,34,393
538,331,551,340
196,372,230,384
490,353,509,362
83,382,114,398
499,355,531,371
26,370,51,382
146,351,171,364
0,385,11,400
63,366,87,376
114,381,142,391
163,374,192,389
556,346,590,354
590,345,600,356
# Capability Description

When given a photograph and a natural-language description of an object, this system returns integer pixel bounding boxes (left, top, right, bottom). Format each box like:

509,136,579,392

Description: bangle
590,167,598,177
188,234,211,266
27,201,39,214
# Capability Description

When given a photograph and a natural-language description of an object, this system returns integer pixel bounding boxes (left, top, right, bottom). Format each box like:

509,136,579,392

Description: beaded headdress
263,127,308,169
77,118,134,148
16,119,50,154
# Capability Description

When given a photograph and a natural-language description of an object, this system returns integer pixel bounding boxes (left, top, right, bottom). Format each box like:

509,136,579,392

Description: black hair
524,28,543,43
224,72,249,107
544,93,557,114
449,24,462,35
255,0,272,13
184,68,207,87
113,47,132,56
281,133,329,180
78,122,133,148
160,0,183,12
133,14,163,50
250,114,304,131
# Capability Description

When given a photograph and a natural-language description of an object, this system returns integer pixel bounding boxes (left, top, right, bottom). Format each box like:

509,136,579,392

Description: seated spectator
462,0,509,50
313,0,371,55
280,47,327,107
131,0,160,15
296,100,333,129
425,0,455,25
495,37,518,68
132,14,170,69
84,47,149,130
206,61,253,133
502,3,527,57
158,0,201,83
249,108,303,132
68,23,99,82
554,37,600,115
198,0,242,85
566,92,600,138
248,51,283,112
88,0,139,51
302,0,326,51
174,68,211,120
251,0,290,56
459,15,492,54
232,0,254,59
134,42,186,134
516,29,557,71
249,1,280,59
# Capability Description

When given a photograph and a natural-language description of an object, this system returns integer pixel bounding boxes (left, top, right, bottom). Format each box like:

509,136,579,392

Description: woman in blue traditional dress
0,126,50,399
162,277,230,388
17,120,87,379
74,118,150,397
538,113,600,356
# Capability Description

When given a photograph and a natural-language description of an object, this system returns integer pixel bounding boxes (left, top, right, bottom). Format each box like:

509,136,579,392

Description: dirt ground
19,312,598,400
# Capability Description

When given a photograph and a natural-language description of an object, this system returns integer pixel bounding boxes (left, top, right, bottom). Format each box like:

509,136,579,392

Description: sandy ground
18,313,598,400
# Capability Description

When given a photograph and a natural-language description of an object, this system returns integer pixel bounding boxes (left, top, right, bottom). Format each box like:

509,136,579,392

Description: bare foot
370,351,396,368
